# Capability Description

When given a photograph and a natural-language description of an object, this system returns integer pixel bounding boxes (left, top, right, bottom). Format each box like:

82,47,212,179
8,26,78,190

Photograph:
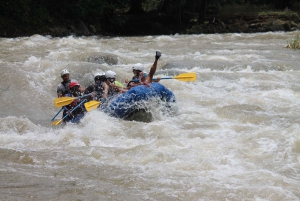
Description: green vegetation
286,33,300,49
0,0,300,37
218,3,299,17
218,4,267,16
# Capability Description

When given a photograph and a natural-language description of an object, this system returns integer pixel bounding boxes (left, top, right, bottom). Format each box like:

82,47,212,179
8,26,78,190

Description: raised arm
145,51,161,84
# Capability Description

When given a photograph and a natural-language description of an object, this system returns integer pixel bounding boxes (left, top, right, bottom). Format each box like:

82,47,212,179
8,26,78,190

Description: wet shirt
63,99,86,123
84,82,105,101
108,84,118,97
127,75,140,87
63,90,86,123
57,80,71,97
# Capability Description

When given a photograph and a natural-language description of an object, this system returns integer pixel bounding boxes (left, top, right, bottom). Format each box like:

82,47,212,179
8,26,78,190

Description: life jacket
85,81,105,101
108,82,118,97
94,82,105,100
63,96,86,123
70,89,82,98
127,75,140,87
63,101,85,123
57,80,71,97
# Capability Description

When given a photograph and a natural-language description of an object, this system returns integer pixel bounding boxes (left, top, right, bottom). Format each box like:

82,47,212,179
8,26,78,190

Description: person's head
105,70,117,83
132,63,144,75
61,69,70,82
69,80,81,96
94,72,106,82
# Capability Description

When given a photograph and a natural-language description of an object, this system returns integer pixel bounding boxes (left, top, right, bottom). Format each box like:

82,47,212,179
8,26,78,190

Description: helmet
61,69,69,77
132,63,144,71
105,70,116,79
69,80,80,89
95,72,105,77
94,72,106,81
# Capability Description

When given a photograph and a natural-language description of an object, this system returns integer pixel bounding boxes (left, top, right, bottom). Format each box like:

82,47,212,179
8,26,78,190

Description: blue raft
101,82,176,120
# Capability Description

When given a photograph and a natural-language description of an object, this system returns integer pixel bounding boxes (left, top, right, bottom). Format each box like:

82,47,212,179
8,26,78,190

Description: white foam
1,32,300,200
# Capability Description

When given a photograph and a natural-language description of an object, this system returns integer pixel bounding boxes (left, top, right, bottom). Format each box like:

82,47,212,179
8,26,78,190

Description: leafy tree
274,0,293,9
128,0,145,13
197,0,207,23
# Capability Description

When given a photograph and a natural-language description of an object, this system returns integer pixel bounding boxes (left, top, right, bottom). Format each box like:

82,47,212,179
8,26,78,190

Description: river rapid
0,32,300,201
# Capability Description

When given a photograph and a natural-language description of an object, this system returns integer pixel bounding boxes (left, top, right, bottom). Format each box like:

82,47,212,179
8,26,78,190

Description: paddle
84,100,101,112
129,72,197,83
54,94,91,108
51,100,87,126
51,107,64,122
159,72,197,82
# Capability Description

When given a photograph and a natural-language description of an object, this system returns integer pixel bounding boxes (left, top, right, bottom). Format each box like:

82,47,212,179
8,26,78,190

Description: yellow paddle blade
84,101,101,112
51,119,63,126
54,97,74,108
173,72,197,82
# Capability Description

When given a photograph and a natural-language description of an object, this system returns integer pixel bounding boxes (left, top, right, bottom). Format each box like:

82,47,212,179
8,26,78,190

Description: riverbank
1,10,300,37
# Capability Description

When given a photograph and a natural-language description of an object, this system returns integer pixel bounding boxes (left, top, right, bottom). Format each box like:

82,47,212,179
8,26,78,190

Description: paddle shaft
62,99,87,121
129,72,196,82
51,107,64,121
52,99,87,125
167,72,196,81
129,77,174,82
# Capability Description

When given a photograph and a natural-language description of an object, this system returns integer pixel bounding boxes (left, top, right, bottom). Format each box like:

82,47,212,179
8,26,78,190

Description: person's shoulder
57,82,63,88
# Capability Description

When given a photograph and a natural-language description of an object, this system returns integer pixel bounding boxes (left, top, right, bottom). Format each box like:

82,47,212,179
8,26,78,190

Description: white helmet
61,69,69,76
105,70,116,79
94,72,105,78
132,63,144,71
94,72,106,81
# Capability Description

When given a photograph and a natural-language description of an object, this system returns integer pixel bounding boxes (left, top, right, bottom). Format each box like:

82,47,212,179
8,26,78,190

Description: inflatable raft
101,82,176,121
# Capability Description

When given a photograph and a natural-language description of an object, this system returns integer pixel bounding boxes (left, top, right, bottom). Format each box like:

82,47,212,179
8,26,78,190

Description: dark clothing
63,91,86,124
84,81,105,101
127,75,140,87
57,80,72,97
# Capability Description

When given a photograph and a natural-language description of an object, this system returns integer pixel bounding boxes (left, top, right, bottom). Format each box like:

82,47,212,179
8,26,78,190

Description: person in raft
125,63,144,88
84,72,106,101
57,69,71,98
57,69,85,97
102,70,127,102
126,51,161,89
57,69,85,120
63,80,87,123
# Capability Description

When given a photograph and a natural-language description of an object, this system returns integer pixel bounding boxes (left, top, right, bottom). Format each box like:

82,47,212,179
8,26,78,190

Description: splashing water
0,32,300,200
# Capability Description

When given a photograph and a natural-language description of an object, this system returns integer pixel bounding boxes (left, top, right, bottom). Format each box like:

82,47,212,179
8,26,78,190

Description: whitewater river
0,32,300,201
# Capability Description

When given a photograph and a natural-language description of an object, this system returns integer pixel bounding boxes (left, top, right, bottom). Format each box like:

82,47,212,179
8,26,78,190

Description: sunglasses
108,78,115,83
95,76,105,81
